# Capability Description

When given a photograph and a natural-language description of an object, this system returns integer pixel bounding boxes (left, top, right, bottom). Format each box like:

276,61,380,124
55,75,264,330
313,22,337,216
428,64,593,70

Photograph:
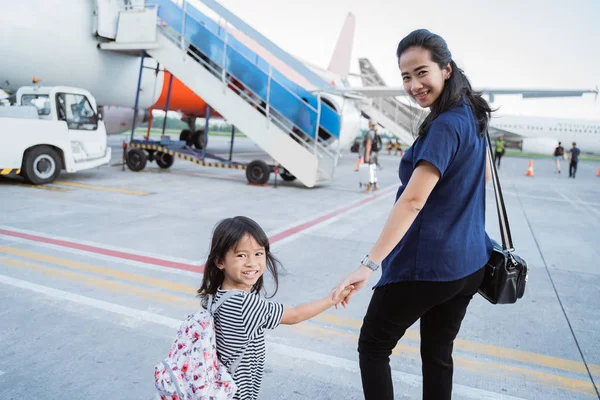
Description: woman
331,29,493,400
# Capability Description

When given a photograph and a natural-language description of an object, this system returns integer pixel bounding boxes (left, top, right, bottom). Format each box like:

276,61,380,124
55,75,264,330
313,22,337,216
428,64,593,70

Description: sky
200,0,600,121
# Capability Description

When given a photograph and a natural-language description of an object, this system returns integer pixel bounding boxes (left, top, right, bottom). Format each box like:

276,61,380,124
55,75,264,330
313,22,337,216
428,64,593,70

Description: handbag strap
486,130,514,252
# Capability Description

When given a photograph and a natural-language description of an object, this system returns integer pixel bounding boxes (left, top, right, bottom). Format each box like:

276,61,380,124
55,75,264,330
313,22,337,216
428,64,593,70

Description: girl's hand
331,265,374,307
331,285,354,309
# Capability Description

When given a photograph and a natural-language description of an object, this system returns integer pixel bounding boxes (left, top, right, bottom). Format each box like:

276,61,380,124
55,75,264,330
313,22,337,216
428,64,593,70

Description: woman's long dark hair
197,216,280,301
397,29,494,137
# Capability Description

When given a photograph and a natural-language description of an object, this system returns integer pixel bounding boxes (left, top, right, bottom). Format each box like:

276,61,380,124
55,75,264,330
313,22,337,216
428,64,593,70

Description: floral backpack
154,292,245,400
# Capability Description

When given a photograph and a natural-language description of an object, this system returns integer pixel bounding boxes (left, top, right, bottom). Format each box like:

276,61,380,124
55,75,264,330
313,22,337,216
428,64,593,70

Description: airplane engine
520,137,561,155
100,106,148,135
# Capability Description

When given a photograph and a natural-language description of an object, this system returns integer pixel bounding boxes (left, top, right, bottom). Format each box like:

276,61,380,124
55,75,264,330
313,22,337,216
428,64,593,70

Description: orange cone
597,168,600,177
526,160,534,177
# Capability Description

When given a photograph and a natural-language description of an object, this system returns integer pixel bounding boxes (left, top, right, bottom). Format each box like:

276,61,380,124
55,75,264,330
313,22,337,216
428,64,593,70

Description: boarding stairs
97,0,342,188
357,58,418,145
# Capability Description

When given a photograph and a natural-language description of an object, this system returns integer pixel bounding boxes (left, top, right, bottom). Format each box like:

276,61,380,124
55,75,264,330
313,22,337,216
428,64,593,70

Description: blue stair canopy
155,0,341,139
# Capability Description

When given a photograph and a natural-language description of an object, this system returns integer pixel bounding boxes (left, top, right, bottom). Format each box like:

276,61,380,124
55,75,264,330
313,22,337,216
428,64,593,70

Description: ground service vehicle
0,86,111,184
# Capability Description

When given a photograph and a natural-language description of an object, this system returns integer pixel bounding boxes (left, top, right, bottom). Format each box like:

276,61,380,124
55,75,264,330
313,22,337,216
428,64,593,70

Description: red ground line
0,229,204,273
0,185,397,273
269,185,398,244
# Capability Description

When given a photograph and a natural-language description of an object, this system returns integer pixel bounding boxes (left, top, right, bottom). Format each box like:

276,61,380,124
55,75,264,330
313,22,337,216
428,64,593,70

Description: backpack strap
207,290,249,375
227,350,246,375
161,360,185,400
207,290,239,315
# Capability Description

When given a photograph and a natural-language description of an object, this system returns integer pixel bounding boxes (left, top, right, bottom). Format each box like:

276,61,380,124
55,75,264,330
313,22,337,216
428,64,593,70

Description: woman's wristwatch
360,255,380,271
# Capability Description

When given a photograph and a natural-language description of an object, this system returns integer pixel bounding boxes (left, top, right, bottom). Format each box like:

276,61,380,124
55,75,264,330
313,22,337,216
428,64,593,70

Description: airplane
0,1,362,153
355,58,600,154
0,1,220,147
487,115,600,154
1,0,596,158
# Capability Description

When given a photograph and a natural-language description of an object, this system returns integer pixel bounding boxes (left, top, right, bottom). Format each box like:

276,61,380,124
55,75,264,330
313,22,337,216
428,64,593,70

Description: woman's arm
331,161,441,303
365,161,440,263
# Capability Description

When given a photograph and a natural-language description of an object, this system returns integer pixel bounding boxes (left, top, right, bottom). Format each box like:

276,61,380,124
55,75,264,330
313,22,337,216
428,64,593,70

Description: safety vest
495,139,505,152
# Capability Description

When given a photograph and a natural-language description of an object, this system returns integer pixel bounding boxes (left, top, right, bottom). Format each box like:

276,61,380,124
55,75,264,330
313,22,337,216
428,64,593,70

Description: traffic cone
526,160,534,177
597,167,600,177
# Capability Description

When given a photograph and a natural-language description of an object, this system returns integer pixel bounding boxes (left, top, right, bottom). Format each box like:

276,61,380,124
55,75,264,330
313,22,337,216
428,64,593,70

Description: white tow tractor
0,86,111,184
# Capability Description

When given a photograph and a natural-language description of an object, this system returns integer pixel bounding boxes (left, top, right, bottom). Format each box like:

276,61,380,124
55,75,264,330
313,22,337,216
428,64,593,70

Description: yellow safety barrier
129,143,246,170
0,168,21,176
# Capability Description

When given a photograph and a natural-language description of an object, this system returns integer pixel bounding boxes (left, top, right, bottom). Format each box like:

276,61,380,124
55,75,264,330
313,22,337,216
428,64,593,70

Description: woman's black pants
358,267,485,400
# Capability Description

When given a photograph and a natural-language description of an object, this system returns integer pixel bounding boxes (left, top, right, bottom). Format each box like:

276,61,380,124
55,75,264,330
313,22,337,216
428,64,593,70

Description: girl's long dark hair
397,29,494,137
197,216,280,302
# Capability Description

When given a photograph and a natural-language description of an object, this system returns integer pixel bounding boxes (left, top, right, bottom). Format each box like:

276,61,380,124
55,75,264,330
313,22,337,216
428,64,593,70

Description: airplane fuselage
0,0,360,147
489,114,600,154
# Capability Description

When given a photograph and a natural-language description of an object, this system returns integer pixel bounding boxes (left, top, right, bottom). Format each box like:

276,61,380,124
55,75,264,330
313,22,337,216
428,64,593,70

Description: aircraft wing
334,86,599,100
487,126,521,140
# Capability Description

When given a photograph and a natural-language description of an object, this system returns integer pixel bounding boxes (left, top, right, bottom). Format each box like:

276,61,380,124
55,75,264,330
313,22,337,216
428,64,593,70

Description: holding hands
331,265,375,308
330,284,355,308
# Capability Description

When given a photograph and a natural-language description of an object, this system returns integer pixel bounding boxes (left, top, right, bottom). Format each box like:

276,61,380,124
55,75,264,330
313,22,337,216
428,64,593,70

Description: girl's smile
218,233,266,292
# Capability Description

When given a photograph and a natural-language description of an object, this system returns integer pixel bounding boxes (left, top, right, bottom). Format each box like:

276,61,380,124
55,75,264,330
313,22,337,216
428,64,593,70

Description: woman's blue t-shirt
376,99,493,286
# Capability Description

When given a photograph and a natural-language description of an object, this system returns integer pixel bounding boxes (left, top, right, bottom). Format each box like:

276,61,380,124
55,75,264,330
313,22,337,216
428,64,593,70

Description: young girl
198,216,353,400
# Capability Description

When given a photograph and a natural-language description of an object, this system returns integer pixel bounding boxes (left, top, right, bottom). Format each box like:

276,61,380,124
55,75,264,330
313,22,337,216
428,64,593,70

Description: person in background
363,120,380,192
494,135,505,168
553,141,565,173
568,142,581,178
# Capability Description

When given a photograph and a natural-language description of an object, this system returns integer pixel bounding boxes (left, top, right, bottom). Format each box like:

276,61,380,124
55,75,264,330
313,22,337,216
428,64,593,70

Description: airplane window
56,93,97,131
21,94,51,116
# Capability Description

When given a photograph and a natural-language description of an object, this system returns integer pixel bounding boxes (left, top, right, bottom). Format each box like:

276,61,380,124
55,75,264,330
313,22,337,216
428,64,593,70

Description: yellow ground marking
1,257,198,310
312,313,600,379
3,245,599,388
4,256,594,396
54,181,151,196
0,246,198,295
141,168,246,182
0,182,69,191
289,323,598,397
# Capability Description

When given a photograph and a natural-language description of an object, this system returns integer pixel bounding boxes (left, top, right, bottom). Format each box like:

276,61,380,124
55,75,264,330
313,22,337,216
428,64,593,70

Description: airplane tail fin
327,12,355,79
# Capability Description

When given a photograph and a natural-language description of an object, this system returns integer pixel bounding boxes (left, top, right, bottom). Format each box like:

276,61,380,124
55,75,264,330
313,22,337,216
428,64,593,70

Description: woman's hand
330,285,355,308
331,265,374,307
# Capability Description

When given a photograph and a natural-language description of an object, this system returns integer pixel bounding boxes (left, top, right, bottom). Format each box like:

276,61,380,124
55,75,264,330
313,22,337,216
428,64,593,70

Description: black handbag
478,131,529,305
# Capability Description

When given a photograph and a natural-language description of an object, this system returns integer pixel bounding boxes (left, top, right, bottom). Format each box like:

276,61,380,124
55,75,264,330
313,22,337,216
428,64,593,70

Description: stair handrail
157,0,340,138
157,19,339,167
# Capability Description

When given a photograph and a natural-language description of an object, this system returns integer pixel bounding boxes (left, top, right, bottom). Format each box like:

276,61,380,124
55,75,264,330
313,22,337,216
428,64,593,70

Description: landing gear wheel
279,168,296,182
246,160,270,185
22,146,61,184
126,149,147,172
179,129,191,146
156,152,174,169
192,130,207,149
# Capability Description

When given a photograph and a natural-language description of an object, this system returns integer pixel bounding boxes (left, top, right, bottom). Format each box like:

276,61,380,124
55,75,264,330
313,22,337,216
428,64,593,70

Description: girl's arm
280,286,353,325
331,161,441,304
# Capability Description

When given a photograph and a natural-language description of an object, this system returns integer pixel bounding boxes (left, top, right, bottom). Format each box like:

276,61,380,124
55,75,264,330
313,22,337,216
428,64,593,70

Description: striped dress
213,288,284,400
